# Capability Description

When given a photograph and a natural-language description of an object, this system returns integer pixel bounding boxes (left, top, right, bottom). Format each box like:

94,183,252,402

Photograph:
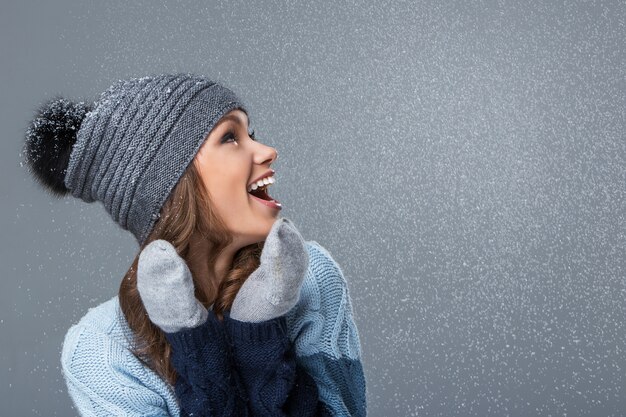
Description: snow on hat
22,73,247,246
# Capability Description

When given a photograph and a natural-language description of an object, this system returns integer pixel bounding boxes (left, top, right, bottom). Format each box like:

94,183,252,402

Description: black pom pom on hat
22,97,92,197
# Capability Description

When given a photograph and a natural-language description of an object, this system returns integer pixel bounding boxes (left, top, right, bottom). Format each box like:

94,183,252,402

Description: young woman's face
194,109,280,246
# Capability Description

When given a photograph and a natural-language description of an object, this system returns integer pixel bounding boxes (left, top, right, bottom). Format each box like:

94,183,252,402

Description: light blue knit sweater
61,240,367,416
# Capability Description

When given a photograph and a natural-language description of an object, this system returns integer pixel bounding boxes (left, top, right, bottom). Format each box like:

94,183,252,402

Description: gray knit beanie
23,73,247,246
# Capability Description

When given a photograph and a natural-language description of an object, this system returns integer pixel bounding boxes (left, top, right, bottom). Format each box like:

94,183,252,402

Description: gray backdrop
2,0,625,416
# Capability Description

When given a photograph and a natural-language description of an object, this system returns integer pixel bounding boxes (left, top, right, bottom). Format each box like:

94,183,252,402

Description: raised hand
137,239,208,333
229,217,309,323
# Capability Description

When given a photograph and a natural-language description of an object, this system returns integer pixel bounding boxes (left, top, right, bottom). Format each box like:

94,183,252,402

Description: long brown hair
119,159,263,385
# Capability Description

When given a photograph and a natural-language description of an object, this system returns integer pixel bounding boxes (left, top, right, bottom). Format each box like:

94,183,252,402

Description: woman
22,74,367,416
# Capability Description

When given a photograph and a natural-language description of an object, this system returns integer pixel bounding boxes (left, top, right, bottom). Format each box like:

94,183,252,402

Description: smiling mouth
248,184,274,201
248,183,282,210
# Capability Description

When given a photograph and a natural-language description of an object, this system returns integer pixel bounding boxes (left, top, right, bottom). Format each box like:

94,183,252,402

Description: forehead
216,109,249,127
203,108,250,144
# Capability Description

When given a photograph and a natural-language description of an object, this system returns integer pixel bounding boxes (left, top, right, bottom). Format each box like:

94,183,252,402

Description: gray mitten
229,217,309,323
137,239,208,333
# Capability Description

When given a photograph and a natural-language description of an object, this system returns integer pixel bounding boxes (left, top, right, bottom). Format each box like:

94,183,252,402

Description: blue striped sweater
61,241,367,416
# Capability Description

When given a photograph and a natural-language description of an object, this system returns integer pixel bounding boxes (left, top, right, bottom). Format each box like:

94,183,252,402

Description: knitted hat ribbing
27,73,247,246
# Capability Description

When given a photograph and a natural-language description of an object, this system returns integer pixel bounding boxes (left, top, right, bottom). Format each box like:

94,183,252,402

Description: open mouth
247,181,282,210
248,184,274,201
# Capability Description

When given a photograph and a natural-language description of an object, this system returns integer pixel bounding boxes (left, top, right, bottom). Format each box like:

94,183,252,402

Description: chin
243,229,272,246
233,217,277,247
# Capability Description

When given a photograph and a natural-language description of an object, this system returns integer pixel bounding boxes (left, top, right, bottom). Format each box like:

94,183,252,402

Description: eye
221,129,257,144
221,131,237,144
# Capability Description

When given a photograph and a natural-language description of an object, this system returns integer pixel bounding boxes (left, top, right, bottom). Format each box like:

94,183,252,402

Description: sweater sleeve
222,313,322,417
166,310,322,417
285,241,368,417
61,325,174,416
164,311,249,417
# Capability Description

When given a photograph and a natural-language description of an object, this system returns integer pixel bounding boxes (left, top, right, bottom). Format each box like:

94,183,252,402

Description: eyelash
222,129,257,144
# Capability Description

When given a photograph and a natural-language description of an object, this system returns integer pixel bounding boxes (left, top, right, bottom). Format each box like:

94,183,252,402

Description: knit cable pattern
61,241,367,416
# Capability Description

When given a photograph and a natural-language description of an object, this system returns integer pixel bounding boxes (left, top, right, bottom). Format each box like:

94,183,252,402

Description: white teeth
248,175,275,192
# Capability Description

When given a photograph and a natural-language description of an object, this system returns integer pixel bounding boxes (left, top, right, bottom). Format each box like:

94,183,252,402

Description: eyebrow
216,114,249,129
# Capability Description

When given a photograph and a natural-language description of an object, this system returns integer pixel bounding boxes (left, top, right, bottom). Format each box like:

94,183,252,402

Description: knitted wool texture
63,74,247,246
61,241,367,416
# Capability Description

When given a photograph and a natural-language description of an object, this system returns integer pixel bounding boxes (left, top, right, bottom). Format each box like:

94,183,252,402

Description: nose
255,142,278,166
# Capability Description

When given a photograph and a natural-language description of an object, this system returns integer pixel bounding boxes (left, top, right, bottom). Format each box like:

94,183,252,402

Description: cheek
210,177,248,207
197,159,249,207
